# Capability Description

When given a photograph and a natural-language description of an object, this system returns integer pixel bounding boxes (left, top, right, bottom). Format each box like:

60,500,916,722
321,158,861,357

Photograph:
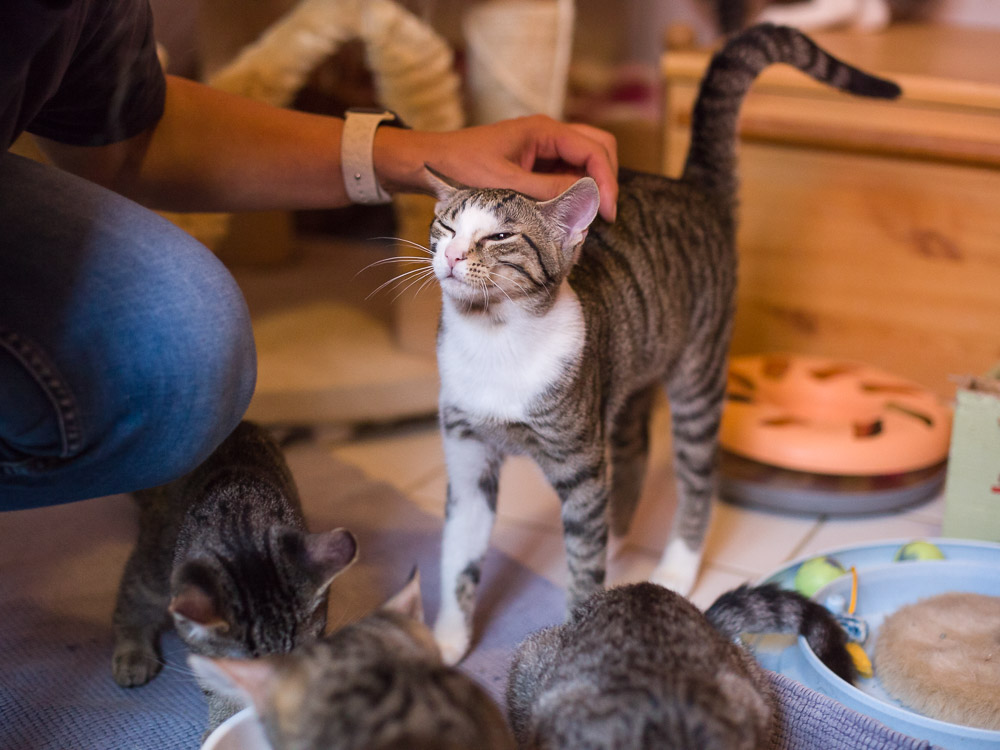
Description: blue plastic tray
753,539,1000,749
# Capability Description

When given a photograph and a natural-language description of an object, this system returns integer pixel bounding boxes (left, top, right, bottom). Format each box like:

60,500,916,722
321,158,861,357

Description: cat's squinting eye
434,219,455,234
487,232,516,242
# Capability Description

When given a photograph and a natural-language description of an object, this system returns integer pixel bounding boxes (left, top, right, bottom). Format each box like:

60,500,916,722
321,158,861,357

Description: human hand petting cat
374,114,620,222
37,76,618,222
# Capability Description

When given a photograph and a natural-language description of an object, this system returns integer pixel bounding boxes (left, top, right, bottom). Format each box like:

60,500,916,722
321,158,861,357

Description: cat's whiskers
369,236,434,257
491,269,531,302
485,271,518,307
414,273,439,298
356,255,431,274
366,264,436,301
479,278,490,312
390,267,438,303
135,653,200,681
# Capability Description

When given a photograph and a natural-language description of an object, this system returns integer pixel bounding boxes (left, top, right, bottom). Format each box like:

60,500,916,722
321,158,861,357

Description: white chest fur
438,284,585,421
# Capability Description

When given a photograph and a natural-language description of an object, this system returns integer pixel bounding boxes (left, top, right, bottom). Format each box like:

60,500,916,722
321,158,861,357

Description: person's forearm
121,75,350,211
36,75,352,212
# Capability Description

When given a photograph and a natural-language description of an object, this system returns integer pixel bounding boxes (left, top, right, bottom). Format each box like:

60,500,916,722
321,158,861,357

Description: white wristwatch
340,108,404,205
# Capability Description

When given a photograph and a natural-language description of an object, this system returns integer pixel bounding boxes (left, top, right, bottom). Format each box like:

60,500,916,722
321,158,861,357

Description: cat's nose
445,247,467,270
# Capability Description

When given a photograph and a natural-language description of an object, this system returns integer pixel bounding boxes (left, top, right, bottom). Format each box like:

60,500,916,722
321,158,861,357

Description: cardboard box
941,368,1000,542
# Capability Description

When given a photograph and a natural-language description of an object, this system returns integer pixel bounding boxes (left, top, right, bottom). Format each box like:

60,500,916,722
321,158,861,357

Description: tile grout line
783,516,829,564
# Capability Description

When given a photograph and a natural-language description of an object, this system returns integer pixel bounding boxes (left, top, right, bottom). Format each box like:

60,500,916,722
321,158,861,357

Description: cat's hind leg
433,424,503,665
651,344,728,596
608,386,657,537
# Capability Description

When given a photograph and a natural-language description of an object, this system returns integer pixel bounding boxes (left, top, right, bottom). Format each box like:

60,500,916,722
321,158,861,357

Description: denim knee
0,255,256,508
0,153,257,507
118,250,258,487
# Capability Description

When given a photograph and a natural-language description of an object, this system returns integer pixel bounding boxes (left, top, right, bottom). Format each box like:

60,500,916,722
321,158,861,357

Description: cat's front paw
650,538,701,596
111,642,162,687
433,608,471,666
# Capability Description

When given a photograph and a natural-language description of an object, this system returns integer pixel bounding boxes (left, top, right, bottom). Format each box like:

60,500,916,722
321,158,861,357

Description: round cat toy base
721,353,952,475
201,708,272,750
718,450,946,516
753,544,1000,749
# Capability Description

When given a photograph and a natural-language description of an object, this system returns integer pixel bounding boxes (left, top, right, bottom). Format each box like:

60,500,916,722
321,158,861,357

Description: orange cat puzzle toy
721,354,952,476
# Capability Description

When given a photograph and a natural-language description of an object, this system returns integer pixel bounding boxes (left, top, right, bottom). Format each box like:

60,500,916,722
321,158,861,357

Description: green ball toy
793,555,847,597
894,540,945,562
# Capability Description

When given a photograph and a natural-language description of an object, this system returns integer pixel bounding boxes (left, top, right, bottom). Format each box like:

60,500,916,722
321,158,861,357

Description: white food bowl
201,707,272,750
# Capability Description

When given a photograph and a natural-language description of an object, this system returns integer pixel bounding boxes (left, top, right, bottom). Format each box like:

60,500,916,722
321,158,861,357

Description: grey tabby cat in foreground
427,23,901,664
191,570,517,750
507,581,856,749
111,420,359,733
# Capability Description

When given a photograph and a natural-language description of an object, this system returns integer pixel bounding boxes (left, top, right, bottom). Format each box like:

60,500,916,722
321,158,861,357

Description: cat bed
875,592,1000,731
0,437,936,750
721,354,952,475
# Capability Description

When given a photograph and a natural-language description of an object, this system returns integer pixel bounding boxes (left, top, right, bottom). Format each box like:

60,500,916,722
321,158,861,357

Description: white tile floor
324,405,945,611
237,233,946,613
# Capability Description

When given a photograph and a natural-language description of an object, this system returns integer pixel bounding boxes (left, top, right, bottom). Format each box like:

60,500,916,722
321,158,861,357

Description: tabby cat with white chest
111,420,359,732
506,581,855,749
191,571,517,750
427,23,900,663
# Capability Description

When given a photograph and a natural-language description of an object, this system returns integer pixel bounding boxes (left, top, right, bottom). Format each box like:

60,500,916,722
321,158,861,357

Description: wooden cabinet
661,24,1000,399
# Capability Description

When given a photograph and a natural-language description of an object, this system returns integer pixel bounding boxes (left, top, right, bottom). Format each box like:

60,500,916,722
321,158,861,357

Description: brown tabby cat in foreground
111,420,358,732
427,23,901,664
507,581,856,749
191,570,517,750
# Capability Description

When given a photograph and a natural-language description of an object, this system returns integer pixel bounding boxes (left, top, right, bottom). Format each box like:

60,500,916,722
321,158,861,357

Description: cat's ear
539,177,601,258
424,164,466,209
188,653,280,712
303,527,358,590
169,561,228,633
381,566,424,623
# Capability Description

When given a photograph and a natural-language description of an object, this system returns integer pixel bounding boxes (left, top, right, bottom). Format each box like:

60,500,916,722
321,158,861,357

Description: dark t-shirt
1,0,166,149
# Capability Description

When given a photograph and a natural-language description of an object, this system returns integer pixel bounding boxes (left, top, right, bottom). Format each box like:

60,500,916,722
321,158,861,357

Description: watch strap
341,109,396,204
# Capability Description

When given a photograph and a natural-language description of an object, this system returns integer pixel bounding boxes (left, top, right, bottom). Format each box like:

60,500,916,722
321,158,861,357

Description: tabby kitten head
191,570,516,750
427,169,600,316
170,527,358,658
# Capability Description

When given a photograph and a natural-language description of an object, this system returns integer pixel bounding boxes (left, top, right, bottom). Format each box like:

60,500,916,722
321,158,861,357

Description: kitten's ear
303,527,358,589
188,654,280,712
424,164,466,207
539,177,601,257
381,566,424,623
169,561,228,632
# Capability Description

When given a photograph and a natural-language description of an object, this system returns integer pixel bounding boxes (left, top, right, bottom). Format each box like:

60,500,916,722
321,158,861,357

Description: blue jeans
1,151,256,509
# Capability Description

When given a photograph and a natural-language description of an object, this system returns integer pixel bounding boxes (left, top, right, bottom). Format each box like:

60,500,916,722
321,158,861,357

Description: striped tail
704,583,857,683
681,23,901,205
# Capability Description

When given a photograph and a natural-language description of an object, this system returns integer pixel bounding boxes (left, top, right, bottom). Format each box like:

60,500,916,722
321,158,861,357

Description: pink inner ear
305,528,358,583
543,178,601,245
169,584,223,627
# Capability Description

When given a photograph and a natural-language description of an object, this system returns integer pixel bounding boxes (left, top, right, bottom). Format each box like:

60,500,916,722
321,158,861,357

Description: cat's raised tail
682,23,901,206
704,582,857,683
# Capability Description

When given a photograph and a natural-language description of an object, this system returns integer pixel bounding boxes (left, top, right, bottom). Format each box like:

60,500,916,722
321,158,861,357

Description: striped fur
190,573,516,750
429,24,900,664
111,421,358,733
705,582,855,682
506,581,854,749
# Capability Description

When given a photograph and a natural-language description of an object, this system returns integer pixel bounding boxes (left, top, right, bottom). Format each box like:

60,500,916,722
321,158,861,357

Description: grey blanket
0,440,935,749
